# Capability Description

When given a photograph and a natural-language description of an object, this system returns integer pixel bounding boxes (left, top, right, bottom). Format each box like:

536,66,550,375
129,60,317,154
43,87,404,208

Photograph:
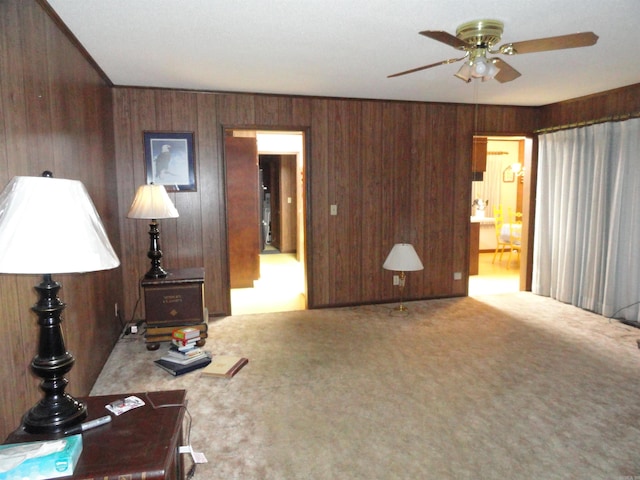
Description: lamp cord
144,392,196,479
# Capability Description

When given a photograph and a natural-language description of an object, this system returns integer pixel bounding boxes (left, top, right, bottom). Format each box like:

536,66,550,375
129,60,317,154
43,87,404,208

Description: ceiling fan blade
419,30,468,49
492,59,521,83
503,32,598,55
387,56,466,78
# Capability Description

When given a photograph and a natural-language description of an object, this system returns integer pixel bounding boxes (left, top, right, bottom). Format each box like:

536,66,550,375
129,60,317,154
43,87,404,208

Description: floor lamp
383,243,424,312
0,173,120,434
127,184,179,278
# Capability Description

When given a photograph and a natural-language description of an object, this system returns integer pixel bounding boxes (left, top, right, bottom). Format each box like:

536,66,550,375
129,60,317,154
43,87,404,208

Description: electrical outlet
330,204,338,216
453,272,462,280
393,275,400,285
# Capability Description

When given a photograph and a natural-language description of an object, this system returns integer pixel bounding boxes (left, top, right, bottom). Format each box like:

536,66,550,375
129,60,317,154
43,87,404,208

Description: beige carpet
91,292,640,479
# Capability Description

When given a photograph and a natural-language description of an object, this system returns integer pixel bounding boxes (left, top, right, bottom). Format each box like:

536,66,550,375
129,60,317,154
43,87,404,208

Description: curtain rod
534,111,640,134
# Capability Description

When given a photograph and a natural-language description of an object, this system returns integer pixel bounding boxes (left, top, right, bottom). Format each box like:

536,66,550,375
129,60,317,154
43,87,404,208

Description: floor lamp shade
0,174,120,434
383,243,424,272
383,243,424,312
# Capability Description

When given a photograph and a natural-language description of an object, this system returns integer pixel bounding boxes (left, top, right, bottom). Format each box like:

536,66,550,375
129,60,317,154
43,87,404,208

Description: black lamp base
145,220,168,278
23,275,87,434
23,394,87,434
145,265,169,279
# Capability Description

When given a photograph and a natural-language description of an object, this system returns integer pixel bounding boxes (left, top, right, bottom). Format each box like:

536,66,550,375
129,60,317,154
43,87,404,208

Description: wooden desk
5,390,186,480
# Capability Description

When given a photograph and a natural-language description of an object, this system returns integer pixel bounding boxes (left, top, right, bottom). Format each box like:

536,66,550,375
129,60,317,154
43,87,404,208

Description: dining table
500,223,522,243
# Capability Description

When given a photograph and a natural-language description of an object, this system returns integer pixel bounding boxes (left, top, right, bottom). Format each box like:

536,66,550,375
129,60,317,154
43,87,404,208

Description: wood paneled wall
113,89,540,317
0,1,122,438
4,0,638,444
540,83,640,129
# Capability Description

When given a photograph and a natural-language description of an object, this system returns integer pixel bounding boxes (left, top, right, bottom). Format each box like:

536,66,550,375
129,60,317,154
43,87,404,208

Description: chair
506,208,523,268
492,206,509,264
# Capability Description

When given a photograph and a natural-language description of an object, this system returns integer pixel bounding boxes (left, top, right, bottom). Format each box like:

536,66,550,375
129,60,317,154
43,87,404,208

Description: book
168,343,201,355
171,339,198,351
145,331,208,346
160,350,208,365
0,434,83,479
201,356,248,378
146,322,208,336
171,337,199,348
172,327,201,341
154,355,212,376
145,323,208,346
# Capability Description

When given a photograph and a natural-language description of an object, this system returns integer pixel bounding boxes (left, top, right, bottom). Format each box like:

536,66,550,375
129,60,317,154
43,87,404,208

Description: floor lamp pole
397,271,407,311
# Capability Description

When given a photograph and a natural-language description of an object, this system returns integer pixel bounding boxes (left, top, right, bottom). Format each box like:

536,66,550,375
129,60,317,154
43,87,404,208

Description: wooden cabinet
472,136,488,172
141,268,207,349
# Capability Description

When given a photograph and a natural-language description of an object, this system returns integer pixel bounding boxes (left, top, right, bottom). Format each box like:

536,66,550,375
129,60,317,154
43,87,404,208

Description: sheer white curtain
533,118,640,321
471,155,503,215
484,155,503,215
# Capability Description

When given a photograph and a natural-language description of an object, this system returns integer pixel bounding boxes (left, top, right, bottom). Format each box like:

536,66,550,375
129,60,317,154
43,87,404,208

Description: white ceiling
47,0,639,106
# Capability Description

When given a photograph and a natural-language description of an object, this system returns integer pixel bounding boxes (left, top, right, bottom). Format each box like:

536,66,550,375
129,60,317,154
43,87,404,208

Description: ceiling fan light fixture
390,19,597,85
482,59,500,81
454,62,472,82
471,57,488,77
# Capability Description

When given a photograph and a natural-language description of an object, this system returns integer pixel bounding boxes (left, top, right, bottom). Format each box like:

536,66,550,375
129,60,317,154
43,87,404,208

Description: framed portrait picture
502,166,515,183
144,131,196,192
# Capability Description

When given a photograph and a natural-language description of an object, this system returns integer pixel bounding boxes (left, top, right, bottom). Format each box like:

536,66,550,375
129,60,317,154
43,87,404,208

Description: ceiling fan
388,19,598,83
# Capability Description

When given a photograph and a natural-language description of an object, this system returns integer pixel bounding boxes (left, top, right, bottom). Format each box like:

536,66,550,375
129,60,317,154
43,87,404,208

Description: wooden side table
141,267,208,350
5,390,187,480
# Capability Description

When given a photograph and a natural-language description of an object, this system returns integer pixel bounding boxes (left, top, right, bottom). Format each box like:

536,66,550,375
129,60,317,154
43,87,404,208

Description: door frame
222,125,310,310
471,133,536,291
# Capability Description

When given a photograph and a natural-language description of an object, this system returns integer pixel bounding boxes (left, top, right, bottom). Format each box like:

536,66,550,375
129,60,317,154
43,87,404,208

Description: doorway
469,135,532,296
224,129,307,314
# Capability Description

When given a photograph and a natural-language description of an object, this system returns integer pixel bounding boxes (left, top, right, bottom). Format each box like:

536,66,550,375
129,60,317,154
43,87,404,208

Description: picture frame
502,166,515,183
144,131,196,192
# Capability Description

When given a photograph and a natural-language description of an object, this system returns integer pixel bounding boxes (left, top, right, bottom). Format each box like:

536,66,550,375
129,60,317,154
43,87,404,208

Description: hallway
230,252,306,315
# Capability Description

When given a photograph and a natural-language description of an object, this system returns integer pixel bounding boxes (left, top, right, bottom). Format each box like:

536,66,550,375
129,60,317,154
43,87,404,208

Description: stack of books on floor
154,327,212,376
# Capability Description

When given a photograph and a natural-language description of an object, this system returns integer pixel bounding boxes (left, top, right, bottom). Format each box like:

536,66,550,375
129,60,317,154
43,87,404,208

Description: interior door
278,154,297,253
224,135,260,288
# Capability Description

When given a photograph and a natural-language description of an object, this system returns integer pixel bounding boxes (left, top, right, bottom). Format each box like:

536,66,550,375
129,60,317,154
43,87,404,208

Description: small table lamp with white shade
127,184,179,279
0,172,120,434
383,243,424,312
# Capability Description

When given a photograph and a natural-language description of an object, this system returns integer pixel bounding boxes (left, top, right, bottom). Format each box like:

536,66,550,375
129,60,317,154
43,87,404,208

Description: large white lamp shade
0,176,120,273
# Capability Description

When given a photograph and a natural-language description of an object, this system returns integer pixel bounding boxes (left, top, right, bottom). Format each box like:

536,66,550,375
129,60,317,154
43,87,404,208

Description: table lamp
383,243,424,312
0,173,120,434
127,184,179,278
